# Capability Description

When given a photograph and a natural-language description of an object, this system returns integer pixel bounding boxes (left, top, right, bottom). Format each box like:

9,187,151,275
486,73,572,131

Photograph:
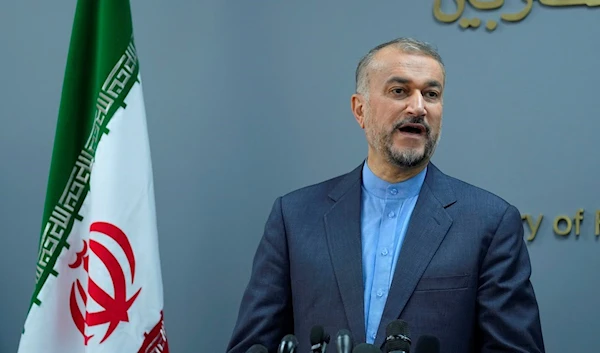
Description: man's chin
392,146,424,158
387,151,428,168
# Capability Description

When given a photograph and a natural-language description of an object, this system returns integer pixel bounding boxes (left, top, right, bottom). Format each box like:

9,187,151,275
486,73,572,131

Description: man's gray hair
355,37,445,96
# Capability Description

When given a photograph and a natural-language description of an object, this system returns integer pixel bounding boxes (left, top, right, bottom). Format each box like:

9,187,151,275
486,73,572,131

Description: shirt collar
361,160,427,199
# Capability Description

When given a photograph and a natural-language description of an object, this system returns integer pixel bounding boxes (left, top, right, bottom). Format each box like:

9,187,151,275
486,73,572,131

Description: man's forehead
368,49,444,85
373,46,436,64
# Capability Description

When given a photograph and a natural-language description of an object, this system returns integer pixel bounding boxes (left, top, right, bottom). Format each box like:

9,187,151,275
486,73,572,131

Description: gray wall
1,1,598,352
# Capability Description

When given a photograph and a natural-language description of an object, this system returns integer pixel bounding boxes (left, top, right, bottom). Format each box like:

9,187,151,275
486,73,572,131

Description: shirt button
377,289,384,297
390,188,398,195
388,211,395,218
381,248,388,256
371,332,377,340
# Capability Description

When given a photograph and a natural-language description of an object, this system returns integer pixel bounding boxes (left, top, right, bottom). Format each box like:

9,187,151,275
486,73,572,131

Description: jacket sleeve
226,197,294,353
476,204,545,352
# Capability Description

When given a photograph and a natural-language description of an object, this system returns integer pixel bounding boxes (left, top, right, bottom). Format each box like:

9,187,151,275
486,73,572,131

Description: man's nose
406,92,426,117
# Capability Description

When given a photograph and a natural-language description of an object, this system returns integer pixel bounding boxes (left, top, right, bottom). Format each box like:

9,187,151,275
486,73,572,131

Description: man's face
353,48,444,169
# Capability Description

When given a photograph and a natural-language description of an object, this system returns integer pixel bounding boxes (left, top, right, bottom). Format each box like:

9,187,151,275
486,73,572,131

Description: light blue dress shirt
360,161,427,343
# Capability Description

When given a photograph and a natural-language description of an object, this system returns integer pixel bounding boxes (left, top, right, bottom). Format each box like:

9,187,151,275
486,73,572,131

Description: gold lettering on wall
522,214,543,241
553,215,572,236
433,0,600,32
522,209,600,242
574,208,584,235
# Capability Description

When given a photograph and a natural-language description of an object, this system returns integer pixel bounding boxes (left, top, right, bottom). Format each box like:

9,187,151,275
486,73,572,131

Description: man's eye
426,91,439,98
392,88,405,95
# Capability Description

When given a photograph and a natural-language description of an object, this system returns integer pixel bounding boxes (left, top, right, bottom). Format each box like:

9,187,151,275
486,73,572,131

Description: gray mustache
393,117,431,135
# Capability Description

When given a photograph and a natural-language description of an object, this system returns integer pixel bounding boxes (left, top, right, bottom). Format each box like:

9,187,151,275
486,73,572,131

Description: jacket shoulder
440,171,520,220
280,172,349,204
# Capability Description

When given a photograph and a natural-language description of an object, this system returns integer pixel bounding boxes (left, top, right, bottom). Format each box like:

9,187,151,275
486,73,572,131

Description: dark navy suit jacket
227,162,545,353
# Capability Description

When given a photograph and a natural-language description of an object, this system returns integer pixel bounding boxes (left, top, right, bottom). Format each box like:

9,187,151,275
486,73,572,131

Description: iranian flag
17,0,169,352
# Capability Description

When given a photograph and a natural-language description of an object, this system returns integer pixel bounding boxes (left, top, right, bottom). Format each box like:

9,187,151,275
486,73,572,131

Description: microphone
246,344,269,353
310,325,330,353
382,320,411,353
352,343,382,353
335,329,353,353
414,335,439,353
278,334,299,353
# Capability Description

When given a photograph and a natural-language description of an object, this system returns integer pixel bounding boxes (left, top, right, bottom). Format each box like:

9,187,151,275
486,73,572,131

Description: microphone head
310,325,330,353
384,320,411,353
335,329,353,353
278,334,299,353
414,335,440,353
352,343,382,353
246,344,269,353
385,320,410,338
310,325,326,345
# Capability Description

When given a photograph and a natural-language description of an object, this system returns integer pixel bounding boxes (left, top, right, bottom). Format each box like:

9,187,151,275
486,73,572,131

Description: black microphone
310,325,330,353
414,335,439,353
382,320,411,353
335,329,353,353
246,344,269,353
278,334,299,353
352,343,382,353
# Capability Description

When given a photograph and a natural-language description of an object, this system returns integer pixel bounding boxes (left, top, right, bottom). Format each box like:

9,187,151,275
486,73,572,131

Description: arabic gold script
433,0,600,32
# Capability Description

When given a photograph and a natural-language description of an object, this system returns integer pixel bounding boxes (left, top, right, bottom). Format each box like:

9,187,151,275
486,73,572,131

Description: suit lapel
324,163,366,344
373,164,456,347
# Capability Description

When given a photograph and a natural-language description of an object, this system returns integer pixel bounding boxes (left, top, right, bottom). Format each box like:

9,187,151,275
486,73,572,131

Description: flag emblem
68,222,142,345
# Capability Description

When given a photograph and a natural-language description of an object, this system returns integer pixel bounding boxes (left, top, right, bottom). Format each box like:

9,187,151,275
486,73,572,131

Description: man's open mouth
397,123,426,135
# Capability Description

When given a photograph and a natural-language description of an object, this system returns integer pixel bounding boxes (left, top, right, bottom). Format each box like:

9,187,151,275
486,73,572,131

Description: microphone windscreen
385,320,410,337
352,343,382,353
384,320,411,353
335,329,353,353
414,335,440,353
336,329,352,339
246,344,269,353
311,325,326,345
282,334,298,344
278,334,299,353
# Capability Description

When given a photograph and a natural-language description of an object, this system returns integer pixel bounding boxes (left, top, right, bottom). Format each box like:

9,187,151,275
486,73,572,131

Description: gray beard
365,116,440,168
384,132,439,168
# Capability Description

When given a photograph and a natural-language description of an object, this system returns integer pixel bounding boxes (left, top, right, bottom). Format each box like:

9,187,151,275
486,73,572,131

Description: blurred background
1,1,598,352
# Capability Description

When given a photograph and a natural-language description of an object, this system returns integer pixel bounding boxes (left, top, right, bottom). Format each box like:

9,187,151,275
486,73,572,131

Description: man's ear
351,93,366,129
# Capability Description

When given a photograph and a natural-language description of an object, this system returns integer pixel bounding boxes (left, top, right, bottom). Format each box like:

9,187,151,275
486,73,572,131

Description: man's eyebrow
385,76,443,89
426,80,443,89
385,77,410,85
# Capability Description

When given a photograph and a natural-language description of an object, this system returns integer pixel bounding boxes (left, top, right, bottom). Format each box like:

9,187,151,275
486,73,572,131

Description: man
226,37,545,353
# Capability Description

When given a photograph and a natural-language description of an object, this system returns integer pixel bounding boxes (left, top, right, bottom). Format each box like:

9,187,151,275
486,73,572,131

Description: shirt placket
366,188,400,342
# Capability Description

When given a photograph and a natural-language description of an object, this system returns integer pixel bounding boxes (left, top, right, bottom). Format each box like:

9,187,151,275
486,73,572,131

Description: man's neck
366,155,428,184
